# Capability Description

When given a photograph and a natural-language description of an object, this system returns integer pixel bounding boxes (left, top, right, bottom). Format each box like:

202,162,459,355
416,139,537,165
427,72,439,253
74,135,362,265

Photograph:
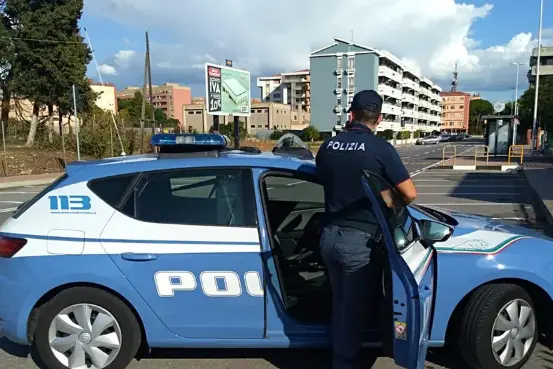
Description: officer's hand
380,189,404,215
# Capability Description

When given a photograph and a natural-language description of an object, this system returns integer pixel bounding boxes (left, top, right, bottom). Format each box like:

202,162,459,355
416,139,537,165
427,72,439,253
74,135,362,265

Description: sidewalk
523,157,553,230
0,172,62,189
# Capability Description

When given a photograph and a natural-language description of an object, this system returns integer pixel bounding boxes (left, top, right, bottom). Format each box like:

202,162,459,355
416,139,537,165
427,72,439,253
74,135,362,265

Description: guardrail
474,145,489,166
442,145,457,166
508,145,524,165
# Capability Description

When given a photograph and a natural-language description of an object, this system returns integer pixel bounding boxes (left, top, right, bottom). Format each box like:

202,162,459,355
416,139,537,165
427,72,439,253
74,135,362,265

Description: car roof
64,151,317,184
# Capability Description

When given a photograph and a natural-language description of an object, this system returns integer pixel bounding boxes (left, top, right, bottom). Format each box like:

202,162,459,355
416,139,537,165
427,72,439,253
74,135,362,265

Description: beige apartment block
182,102,310,135
257,69,311,113
89,80,118,114
440,91,471,133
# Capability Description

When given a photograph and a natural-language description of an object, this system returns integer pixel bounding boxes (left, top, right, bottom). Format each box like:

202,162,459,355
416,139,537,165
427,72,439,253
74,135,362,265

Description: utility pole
140,44,147,154
532,0,544,153
146,31,155,135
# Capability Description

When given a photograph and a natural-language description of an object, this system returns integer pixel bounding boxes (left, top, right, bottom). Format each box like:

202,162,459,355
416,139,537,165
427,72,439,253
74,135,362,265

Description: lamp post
512,62,524,116
532,0,544,153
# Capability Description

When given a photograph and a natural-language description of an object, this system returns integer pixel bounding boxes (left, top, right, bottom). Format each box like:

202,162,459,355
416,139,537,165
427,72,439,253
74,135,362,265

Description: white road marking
0,207,17,213
413,179,525,182
0,201,23,204
418,193,520,195
0,191,39,195
415,185,522,188
409,147,474,177
418,203,521,206
287,181,306,186
491,217,528,221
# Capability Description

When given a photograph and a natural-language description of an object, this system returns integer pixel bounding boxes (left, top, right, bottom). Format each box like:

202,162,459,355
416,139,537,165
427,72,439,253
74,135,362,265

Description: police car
0,133,551,369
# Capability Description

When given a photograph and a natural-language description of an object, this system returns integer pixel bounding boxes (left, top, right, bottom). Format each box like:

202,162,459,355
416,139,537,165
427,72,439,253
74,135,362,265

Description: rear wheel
457,284,537,369
33,287,142,369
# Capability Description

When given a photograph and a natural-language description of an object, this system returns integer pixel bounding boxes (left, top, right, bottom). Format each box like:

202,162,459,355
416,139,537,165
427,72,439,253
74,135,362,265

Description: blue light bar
150,133,230,154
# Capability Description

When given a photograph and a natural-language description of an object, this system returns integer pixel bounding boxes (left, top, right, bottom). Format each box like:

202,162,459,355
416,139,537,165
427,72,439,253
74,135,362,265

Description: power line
0,36,83,44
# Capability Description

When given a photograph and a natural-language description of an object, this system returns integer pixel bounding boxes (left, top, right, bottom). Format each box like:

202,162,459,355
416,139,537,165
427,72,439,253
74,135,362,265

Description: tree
6,0,92,146
468,99,494,135
117,90,168,127
517,77,553,134
0,0,15,130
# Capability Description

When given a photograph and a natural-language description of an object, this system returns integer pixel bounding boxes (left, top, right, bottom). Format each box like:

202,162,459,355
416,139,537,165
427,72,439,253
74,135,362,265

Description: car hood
430,207,553,241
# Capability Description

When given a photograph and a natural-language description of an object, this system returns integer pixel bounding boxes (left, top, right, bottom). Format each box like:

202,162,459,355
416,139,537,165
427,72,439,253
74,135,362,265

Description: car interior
260,172,392,331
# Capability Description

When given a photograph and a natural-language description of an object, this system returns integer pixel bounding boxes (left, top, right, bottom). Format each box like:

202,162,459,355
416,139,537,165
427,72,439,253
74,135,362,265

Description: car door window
365,173,417,252
122,168,257,227
263,176,324,233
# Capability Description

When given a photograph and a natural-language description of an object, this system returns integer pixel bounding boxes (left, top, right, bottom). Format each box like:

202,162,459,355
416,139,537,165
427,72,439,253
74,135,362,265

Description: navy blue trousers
320,225,380,369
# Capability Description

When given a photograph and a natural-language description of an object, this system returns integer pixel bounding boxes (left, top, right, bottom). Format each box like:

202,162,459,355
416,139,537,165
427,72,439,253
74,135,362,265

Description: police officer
316,89,417,369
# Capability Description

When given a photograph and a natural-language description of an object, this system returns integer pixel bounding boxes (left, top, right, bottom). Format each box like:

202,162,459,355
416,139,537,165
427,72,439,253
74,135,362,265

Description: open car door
361,171,452,369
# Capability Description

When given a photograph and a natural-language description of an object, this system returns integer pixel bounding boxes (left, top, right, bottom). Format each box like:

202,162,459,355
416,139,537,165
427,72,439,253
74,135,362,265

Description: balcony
530,64,553,76
402,93,418,105
402,79,420,91
378,66,403,84
419,87,431,97
378,84,402,99
402,108,417,119
381,103,402,116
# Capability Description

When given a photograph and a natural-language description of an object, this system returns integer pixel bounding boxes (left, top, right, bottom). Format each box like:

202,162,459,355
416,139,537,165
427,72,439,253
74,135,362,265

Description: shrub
270,130,285,140
302,125,320,141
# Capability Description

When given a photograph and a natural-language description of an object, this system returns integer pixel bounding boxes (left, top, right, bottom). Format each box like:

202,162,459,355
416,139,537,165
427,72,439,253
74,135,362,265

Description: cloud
98,64,117,76
84,0,549,97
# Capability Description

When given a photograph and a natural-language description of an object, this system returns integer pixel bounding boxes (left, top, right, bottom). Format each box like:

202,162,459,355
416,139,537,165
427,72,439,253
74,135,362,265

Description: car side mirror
419,219,453,244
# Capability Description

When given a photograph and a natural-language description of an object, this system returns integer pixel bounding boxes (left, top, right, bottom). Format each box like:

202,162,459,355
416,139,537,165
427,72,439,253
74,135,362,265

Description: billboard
205,63,251,117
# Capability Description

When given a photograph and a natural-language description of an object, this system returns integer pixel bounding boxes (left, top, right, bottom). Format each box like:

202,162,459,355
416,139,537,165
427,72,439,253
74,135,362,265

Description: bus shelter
481,115,517,156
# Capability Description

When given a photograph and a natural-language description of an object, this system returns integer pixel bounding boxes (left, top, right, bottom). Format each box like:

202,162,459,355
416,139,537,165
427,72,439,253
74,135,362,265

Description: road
1,140,553,368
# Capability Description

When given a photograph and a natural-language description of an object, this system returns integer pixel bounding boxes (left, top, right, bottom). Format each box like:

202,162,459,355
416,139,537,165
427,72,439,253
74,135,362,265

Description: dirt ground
0,140,323,177
0,146,92,177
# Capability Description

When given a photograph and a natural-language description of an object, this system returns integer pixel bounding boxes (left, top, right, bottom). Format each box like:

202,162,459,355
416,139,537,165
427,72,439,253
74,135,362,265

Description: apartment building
528,46,553,88
117,82,192,124
309,37,442,134
257,69,311,114
440,91,471,133
89,80,118,114
183,102,308,136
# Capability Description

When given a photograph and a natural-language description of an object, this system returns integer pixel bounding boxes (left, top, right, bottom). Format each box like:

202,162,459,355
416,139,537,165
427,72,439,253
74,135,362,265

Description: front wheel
457,284,538,369
33,287,142,369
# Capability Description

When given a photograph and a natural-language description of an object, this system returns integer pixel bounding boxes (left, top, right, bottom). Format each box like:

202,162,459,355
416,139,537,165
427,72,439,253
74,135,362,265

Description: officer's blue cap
347,90,383,113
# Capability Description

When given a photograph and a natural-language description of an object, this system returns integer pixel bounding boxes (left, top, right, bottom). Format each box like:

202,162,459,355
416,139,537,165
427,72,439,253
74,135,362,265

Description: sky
81,0,553,104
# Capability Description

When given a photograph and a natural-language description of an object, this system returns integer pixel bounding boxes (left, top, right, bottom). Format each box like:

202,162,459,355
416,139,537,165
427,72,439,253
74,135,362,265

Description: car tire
457,284,537,369
33,287,142,369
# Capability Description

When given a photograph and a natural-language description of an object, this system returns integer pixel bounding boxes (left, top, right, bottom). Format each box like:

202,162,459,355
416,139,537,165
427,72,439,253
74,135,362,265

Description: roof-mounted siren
150,133,230,155
272,133,314,160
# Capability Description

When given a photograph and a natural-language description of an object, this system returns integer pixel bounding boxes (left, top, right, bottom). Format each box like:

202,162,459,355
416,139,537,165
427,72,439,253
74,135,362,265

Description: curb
523,168,553,229
0,177,59,190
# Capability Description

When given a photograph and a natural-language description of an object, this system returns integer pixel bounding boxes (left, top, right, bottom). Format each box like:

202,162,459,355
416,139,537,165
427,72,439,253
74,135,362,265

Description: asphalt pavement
1,140,552,369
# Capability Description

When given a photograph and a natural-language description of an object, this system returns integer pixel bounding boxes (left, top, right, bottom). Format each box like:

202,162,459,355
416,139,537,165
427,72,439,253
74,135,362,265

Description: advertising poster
205,63,251,117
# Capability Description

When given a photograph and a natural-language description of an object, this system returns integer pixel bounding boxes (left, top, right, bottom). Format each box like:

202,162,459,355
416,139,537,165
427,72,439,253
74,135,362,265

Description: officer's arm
382,146,417,205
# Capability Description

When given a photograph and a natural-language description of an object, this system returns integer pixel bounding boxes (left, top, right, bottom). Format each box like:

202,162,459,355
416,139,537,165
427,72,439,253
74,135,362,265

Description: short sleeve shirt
316,122,410,233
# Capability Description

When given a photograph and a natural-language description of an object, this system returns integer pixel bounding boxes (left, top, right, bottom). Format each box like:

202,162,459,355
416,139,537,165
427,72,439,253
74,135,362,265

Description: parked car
0,133,551,369
416,135,440,145
438,134,453,142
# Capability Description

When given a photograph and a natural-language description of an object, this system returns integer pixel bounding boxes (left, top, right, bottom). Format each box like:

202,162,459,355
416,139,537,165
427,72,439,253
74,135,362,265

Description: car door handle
121,253,158,261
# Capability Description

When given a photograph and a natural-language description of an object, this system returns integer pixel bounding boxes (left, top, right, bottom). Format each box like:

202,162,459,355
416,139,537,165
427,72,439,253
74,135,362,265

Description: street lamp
512,62,524,116
532,0,544,153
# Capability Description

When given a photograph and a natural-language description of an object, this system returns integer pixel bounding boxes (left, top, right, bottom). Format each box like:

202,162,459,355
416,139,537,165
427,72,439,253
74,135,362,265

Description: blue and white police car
0,133,551,369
